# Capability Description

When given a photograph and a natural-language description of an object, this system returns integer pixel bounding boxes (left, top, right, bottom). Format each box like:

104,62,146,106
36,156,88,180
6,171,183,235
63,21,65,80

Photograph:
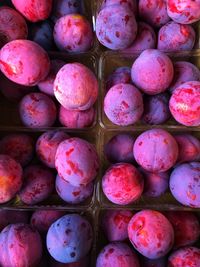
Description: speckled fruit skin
0,155,22,204
54,14,93,52
11,0,53,22
47,214,93,264
102,210,133,242
140,168,169,197
55,137,99,186
59,106,95,128
102,163,144,205
104,83,144,126
0,40,50,86
54,63,98,110
96,5,137,50
96,242,140,267
158,21,195,52
174,134,200,163
167,0,200,24
28,20,54,51
139,0,170,28
0,223,43,267
128,210,174,259
131,49,174,95
169,81,200,126
104,134,135,163
168,247,200,267
170,162,200,208
0,210,29,231
0,134,34,167
38,59,65,96
19,93,57,128
19,164,55,205
169,61,200,94
165,211,200,249
142,92,171,125
140,256,167,267
31,210,65,233
106,67,132,91
101,0,138,15
36,130,69,169
133,129,178,173
123,22,156,53
51,0,82,23
56,174,93,204
0,7,28,48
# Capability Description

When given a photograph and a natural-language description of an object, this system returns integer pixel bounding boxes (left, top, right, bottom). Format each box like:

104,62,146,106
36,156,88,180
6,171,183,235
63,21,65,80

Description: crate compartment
98,127,200,210
99,50,200,129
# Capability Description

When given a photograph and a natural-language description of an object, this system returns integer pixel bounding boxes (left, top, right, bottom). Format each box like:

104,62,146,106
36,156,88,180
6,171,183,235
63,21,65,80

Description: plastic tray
0,0,98,54
0,207,96,267
0,1,200,266
0,52,98,130
99,50,200,130
0,127,100,210
95,208,200,261
97,127,200,211
93,0,200,52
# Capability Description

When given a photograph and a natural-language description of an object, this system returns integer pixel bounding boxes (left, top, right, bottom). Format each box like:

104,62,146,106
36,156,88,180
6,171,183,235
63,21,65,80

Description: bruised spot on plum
66,148,74,157
66,169,72,175
65,229,72,235
139,142,143,146
70,252,76,258
187,191,196,201
168,1,181,13
138,230,149,247
55,85,62,94
184,89,193,94
124,15,130,25
160,35,165,41
163,139,168,145
157,232,162,240
132,217,145,231
68,19,72,27
180,25,190,37
72,191,80,197
157,242,161,248
0,60,16,76
74,21,82,27
189,16,195,22
115,31,120,38
113,193,121,198
156,17,161,24
73,72,78,79
30,94,39,102
105,36,112,44
67,160,84,177
114,214,131,225
66,45,72,50
121,101,129,109
108,248,114,254
146,0,153,8
9,244,14,249
157,56,165,68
